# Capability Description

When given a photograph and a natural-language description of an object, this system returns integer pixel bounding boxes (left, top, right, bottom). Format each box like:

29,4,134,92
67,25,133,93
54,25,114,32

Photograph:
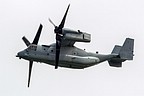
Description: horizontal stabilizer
108,60,122,67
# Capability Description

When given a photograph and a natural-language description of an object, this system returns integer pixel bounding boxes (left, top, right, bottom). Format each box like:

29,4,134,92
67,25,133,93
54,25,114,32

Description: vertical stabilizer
108,38,134,67
119,38,134,60
111,45,121,54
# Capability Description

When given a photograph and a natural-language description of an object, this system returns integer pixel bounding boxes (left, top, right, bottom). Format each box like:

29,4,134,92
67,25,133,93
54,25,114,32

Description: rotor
22,24,43,87
49,4,70,69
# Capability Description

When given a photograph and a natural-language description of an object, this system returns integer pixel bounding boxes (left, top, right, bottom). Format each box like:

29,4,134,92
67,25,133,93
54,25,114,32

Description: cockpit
27,44,37,51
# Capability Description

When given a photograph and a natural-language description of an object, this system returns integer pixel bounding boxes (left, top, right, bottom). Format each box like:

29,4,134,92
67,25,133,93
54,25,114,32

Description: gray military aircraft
16,4,134,87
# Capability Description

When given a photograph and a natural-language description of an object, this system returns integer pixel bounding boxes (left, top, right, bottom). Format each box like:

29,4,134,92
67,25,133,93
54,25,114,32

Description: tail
108,38,134,67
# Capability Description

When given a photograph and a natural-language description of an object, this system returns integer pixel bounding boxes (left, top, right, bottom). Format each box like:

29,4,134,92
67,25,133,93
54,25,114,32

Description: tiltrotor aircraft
16,4,134,87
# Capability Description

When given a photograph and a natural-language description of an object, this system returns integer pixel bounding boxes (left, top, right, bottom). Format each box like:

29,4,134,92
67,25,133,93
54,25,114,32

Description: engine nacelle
62,28,91,42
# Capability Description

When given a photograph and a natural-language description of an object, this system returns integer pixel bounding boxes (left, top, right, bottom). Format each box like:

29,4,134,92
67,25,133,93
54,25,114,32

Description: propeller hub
54,27,62,34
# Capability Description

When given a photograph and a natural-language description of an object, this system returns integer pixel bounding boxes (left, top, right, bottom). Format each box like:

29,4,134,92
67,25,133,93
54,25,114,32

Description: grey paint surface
0,0,144,96
17,37,133,69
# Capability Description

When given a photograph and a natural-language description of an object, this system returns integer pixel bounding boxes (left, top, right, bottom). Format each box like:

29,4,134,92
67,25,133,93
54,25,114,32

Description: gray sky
0,0,144,96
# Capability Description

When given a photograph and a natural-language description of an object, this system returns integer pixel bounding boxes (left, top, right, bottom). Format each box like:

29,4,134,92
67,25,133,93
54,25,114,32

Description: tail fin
111,45,121,54
108,38,134,67
119,38,134,60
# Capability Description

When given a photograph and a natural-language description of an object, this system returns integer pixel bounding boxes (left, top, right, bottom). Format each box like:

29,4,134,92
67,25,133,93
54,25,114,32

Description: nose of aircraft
16,50,26,59
16,51,22,58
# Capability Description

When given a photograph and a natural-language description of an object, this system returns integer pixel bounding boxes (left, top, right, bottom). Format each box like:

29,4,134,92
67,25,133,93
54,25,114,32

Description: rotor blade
55,40,60,69
28,61,33,87
32,24,43,45
55,34,61,69
49,18,56,27
22,36,31,46
58,4,70,29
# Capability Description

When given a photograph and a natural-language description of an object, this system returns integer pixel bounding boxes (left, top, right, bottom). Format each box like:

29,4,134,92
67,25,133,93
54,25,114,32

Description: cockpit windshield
27,45,37,51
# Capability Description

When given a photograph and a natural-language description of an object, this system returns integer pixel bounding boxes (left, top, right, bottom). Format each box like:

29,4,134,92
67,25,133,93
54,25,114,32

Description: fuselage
17,44,118,69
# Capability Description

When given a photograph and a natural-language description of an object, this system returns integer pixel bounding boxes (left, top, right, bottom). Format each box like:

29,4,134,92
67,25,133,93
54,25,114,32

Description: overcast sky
0,0,144,96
